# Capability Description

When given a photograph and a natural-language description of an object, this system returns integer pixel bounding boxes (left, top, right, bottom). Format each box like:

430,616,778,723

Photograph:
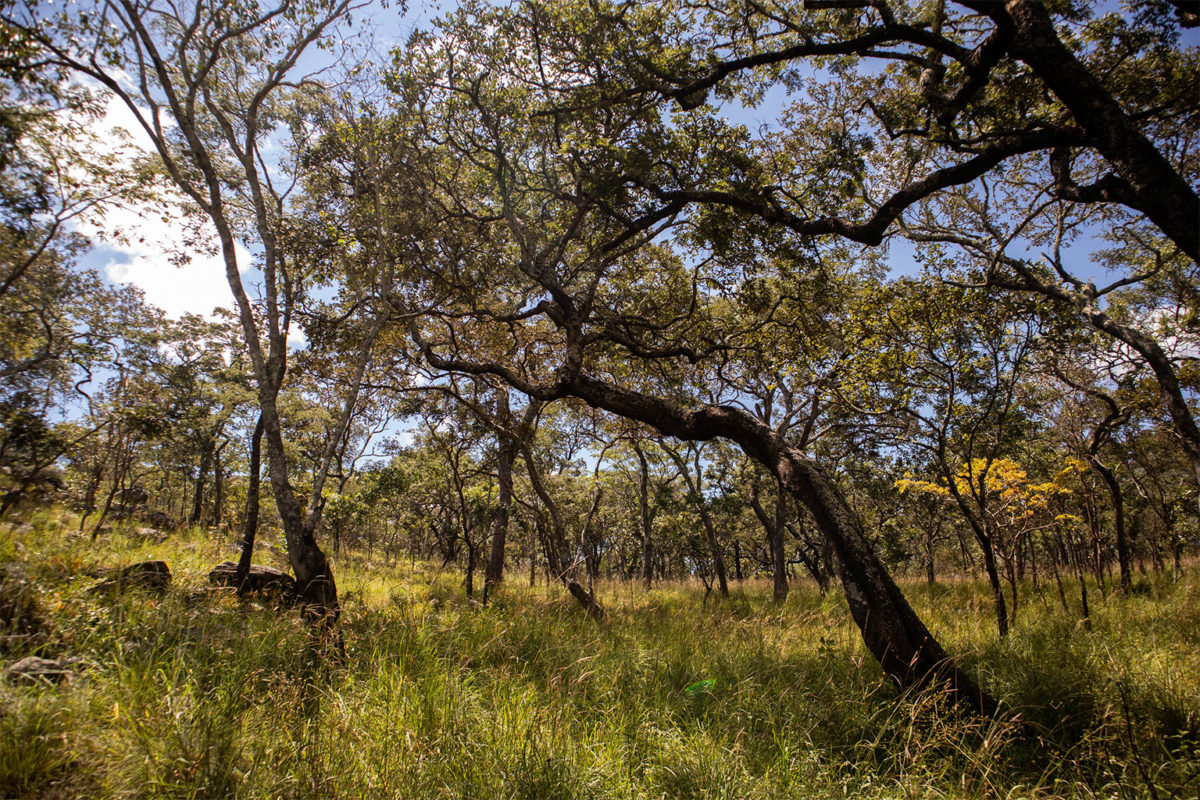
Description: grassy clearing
2,510,1197,799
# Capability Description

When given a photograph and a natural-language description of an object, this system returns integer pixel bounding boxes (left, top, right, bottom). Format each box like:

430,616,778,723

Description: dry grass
2,509,1197,799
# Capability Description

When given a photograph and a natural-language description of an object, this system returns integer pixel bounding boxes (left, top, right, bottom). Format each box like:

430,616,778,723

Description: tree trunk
925,522,938,585
484,390,515,601
748,479,789,602
259,390,339,623
235,415,265,593
555,376,990,708
1090,457,1131,595
189,438,216,527
980,533,1010,637
212,440,227,532
635,444,654,589
662,443,729,597
521,445,604,620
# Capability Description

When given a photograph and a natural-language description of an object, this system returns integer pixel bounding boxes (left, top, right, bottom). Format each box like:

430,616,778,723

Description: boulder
208,561,298,604
6,655,83,684
130,527,169,543
91,560,171,594
116,486,149,508
137,509,177,531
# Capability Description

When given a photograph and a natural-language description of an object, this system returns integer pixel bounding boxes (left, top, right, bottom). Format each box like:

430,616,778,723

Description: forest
0,0,1197,797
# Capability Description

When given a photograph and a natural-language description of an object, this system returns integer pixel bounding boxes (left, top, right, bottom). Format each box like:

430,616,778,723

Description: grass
1,508,1198,799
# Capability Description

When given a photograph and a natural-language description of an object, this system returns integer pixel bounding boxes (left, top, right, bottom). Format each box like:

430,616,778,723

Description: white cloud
91,202,253,319
75,91,254,320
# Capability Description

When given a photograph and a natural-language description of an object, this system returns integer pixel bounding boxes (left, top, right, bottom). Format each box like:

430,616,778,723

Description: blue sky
78,0,1198,319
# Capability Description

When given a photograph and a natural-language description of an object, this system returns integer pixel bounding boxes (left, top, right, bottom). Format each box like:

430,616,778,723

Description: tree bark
484,390,514,600
748,479,789,602
634,443,655,589
979,0,1200,262
521,443,605,620
558,375,990,708
189,436,216,527
661,442,729,597
235,415,265,593
1090,457,1131,596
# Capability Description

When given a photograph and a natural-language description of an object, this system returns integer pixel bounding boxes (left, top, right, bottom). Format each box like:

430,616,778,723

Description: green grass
2,509,1197,799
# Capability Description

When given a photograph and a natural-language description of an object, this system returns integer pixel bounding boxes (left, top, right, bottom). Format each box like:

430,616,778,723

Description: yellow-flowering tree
898,457,1080,632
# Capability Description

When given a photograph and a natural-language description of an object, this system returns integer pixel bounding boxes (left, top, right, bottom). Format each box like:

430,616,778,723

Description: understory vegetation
3,512,1197,800
2,1,1199,797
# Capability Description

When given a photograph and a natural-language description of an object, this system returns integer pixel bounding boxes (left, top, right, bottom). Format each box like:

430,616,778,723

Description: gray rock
137,509,177,531
130,527,169,543
208,561,298,604
6,655,83,684
116,486,149,508
91,560,171,594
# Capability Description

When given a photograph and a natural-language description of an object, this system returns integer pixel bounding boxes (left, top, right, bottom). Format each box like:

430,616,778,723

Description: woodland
0,0,1198,797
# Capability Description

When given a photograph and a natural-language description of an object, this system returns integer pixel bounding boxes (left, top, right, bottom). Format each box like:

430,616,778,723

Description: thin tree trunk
484,390,515,601
212,440,227,532
635,443,654,590
748,479,789,602
521,445,604,620
235,415,265,592
1090,458,1131,595
662,443,729,597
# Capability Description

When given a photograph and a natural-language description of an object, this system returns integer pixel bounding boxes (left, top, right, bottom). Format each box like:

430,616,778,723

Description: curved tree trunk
414,333,993,708
560,375,992,709
521,443,604,620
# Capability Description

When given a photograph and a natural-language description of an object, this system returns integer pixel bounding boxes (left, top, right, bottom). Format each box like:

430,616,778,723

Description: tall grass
2,510,1197,799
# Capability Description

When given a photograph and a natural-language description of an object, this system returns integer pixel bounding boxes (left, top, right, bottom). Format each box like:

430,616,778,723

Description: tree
8,0,397,622
509,0,1200,488
852,277,1052,636
378,2,992,708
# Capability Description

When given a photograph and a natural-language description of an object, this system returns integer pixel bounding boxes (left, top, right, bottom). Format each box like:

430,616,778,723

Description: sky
77,91,254,319
76,2,1199,322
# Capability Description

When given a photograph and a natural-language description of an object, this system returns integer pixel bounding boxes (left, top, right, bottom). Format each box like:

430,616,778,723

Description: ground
1,509,1198,799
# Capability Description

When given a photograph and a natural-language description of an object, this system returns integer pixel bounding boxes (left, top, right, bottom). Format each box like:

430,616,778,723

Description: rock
116,486,149,508
130,527,169,543
137,509,177,531
91,560,171,594
207,561,298,604
6,655,83,684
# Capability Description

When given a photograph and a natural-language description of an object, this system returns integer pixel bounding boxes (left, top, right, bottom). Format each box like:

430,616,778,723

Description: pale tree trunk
661,442,728,598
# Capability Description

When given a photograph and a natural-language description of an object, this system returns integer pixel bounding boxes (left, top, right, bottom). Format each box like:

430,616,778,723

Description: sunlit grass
2,510,1197,799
